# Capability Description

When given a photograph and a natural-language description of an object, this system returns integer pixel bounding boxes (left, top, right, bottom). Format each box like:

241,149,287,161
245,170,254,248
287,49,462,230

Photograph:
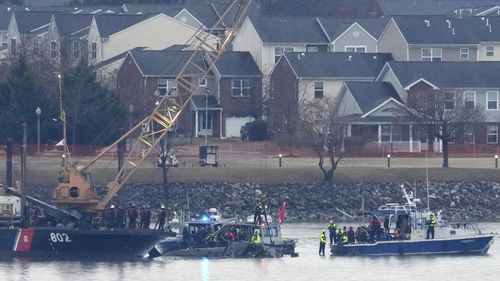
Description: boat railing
441,222,482,235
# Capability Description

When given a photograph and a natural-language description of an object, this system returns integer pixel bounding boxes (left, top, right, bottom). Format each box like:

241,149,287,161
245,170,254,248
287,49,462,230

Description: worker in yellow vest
319,230,327,256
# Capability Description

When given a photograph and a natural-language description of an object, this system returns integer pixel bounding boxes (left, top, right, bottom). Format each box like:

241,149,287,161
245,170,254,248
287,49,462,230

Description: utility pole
21,122,27,226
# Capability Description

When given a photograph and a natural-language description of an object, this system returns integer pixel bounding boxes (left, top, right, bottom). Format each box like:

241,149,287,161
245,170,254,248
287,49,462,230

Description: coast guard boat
331,186,494,256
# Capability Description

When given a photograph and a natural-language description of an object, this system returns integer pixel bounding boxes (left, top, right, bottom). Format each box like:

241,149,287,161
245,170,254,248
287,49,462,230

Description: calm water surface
1,223,499,281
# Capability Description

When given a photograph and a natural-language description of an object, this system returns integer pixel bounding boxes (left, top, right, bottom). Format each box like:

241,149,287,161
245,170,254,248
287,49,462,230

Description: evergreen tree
62,59,126,147
0,55,58,144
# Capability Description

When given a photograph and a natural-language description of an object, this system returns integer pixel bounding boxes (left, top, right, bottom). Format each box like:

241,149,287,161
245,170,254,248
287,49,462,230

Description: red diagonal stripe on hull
16,229,35,252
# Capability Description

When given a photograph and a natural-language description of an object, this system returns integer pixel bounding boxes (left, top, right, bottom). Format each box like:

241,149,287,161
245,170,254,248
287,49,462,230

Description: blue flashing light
202,215,209,222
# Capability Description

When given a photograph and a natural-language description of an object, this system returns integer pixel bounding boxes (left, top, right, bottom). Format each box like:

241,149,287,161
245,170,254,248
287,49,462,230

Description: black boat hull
0,227,166,260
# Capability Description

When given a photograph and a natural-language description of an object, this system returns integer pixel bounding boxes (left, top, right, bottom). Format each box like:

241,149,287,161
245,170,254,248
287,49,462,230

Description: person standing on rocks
319,230,327,256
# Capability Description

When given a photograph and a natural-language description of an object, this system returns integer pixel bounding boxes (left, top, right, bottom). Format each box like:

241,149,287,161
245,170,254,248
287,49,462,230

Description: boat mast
425,144,430,212
20,122,27,226
57,74,71,167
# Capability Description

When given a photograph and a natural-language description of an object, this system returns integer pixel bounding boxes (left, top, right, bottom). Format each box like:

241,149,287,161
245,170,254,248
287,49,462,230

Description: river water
0,223,499,281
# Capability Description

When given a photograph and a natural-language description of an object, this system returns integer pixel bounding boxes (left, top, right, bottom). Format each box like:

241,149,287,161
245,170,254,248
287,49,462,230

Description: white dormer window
460,48,469,60
91,42,97,59
274,46,293,63
421,48,442,61
487,91,499,110
198,78,207,87
486,46,494,57
50,41,57,59
10,38,16,55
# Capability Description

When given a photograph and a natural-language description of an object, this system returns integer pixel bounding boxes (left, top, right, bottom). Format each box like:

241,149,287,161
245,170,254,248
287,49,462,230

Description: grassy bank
1,155,499,186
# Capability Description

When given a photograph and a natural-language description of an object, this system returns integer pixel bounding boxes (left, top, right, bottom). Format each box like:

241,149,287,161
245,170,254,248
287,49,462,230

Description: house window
464,91,475,109
345,46,366,53
0,34,7,46
156,79,177,96
487,125,498,144
486,46,494,57
10,38,16,55
381,125,391,142
460,48,469,60
392,125,402,141
91,42,97,59
232,79,251,97
421,48,442,61
33,38,39,55
50,41,57,59
73,41,80,59
464,125,474,144
314,82,324,99
444,91,455,110
487,91,499,110
416,92,427,110
306,46,319,52
198,78,207,87
274,46,293,63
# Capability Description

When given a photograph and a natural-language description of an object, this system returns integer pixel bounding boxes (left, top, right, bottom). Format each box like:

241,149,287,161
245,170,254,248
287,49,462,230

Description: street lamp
495,155,498,169
205,88,209,146
36,106,41,153
278,153,282,167
387,154,391,168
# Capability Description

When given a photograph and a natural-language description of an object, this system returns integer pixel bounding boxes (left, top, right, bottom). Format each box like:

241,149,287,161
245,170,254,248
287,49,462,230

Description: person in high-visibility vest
319,230,327,256
327,220,338,244
426,214,437,239
251,229,262,244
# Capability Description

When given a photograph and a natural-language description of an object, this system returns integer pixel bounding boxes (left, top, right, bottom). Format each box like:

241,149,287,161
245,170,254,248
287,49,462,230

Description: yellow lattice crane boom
53,0,253,212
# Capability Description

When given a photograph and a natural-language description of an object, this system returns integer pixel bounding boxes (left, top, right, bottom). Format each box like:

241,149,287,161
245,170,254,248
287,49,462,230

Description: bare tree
414,91,484,168
298,97,350,183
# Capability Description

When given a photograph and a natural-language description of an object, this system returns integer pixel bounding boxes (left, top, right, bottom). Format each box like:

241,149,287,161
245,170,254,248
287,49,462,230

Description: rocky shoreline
29,181,500,222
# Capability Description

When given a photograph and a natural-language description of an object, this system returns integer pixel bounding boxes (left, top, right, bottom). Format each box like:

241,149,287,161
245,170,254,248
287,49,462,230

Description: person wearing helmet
319,230,327,256
251,229,262,244
156,205,167,231
328,220,338,244
426,213,437,239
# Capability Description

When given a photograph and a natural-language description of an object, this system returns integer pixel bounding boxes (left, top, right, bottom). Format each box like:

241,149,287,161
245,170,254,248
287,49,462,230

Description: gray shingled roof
319,17,389,41
13,11,53,35
249,16,329,44
345,81,401,114
130,49,205,77
379,0,500,16
0,12,11,30
215,52,260,77
54,13,92,37
284,52,392,78
94,14,151,38
392,16,478,44
388,61,500,88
